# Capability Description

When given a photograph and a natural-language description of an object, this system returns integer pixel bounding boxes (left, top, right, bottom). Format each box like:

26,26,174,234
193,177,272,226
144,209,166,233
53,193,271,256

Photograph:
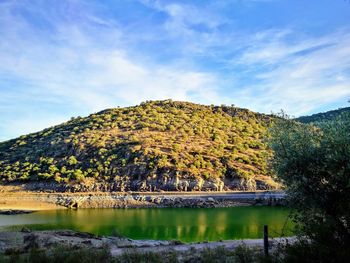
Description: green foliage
0,100,275,189
72,169,85,182
269,111,350,262
68,156,78,166
297,106,350,124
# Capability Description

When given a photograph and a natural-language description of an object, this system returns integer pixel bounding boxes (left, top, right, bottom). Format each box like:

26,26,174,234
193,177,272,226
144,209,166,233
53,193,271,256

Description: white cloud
139,0,231,54
228,29,350,115
0,43,220,110
1,0,350,141
0,1,223,140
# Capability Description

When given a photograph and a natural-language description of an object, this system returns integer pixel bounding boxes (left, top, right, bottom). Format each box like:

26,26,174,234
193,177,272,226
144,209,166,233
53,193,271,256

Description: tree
269,112,350,262
68,156,78,166
72,169,85,182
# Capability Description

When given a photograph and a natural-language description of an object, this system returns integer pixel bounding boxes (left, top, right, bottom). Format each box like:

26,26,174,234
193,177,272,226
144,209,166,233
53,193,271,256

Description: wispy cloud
0,0,349,141
0,0,223,140
227,29,350,115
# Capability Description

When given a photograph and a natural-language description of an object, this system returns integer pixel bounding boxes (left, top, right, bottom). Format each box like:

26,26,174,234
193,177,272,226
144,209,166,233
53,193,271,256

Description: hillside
297,106,350,124
0,100,278,192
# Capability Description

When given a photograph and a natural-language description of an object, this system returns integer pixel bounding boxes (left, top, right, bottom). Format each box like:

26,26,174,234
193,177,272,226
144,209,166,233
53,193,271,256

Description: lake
0,207,293,242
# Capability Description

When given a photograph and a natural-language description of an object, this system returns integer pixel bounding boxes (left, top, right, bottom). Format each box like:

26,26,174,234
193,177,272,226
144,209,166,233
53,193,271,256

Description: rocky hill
0,100,278,192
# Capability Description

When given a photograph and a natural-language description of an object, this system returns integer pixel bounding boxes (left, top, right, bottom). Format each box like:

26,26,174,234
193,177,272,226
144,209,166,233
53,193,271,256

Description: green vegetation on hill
0,100,277,191
296,106,350,124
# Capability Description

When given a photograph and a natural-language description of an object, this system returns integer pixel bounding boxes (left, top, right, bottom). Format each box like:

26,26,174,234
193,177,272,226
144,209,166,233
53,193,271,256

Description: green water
0,207,293,242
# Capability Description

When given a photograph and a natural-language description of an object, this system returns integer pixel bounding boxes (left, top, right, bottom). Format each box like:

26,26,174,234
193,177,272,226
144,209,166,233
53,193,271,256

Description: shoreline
0,189,285,211
0,229,295,256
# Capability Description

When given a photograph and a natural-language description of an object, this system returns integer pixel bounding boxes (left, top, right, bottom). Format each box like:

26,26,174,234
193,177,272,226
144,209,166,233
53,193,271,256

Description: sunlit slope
0,100,278,191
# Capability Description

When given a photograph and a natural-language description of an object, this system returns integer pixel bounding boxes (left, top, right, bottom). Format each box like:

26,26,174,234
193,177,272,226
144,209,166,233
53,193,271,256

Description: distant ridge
297,106,350,123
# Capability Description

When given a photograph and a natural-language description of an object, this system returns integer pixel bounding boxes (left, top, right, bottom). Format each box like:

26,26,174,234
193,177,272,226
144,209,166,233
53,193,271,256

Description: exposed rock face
13,177,275,193
53,192,286,209
0,183,286,210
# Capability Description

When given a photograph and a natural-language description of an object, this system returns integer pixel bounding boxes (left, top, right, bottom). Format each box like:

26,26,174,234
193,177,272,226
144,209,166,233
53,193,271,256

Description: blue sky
0,0,350,141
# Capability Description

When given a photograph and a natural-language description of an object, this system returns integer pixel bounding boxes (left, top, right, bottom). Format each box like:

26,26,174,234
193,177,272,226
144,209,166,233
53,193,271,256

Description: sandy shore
0,201,65,211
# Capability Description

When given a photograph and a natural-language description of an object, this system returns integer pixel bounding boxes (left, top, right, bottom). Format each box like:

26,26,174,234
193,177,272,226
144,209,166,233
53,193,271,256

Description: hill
0,100,278,192
297,106,350,124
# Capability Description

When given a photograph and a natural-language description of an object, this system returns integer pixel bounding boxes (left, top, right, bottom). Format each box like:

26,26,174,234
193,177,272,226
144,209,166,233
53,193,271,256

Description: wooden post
264,225,269,257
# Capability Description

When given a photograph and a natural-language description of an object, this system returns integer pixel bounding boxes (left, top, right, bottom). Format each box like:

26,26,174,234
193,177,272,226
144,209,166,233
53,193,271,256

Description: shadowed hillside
0,100,278,192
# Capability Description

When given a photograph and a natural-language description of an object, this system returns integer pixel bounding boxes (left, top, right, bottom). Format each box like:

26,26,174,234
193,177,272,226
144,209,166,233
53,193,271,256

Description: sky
0,0,350,141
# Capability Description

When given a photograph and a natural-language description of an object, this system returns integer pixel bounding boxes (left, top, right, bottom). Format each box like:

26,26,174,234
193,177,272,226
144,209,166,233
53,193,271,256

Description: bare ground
0,230,295,256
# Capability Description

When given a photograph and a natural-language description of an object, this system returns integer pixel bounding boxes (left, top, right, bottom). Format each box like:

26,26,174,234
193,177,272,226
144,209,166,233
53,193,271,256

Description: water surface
0,207,293,242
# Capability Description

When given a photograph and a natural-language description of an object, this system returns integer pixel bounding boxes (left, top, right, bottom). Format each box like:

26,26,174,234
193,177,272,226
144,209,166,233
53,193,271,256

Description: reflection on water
0,207,293,242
